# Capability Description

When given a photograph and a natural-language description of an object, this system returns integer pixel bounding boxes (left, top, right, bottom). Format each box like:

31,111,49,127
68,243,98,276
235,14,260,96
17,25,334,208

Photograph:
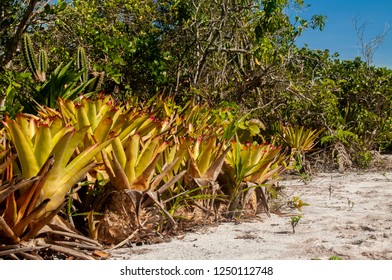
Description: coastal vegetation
0,0,391,259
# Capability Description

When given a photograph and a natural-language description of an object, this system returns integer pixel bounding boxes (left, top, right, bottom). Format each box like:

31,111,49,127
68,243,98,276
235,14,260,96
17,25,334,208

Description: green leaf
3,116,40,177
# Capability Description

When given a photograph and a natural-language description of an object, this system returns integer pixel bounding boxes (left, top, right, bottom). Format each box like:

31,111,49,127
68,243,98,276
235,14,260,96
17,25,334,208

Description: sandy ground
109,171,392,260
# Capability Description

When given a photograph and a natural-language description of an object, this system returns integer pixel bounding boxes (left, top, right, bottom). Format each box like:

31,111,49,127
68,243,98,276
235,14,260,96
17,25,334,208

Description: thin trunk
1,0,39,69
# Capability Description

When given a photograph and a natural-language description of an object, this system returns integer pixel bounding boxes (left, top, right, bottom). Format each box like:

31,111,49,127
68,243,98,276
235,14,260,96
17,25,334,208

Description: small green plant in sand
290,196,309,212
290,215,302,233
328,256,343,260
298,168,312,184
312,256,343,260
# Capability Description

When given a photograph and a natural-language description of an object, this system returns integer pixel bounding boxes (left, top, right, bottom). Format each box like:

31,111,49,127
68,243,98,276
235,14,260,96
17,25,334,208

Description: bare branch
353,16,391,68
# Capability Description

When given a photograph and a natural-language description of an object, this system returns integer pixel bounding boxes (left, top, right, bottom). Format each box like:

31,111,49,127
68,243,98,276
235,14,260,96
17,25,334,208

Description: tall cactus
76,47,105,92
22,34,47,82
88,71,105,92
76,46,89,83
38,49,48,81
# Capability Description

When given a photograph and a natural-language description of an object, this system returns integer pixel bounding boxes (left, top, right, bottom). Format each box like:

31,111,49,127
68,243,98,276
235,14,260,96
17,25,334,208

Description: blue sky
293,0,392,68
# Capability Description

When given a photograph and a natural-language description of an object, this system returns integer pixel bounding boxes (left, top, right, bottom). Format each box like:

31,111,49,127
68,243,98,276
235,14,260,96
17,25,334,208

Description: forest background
2,0,392,166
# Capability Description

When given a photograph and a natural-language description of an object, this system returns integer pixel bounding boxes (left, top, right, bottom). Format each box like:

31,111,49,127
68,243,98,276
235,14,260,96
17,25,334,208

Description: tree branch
1,0,40,69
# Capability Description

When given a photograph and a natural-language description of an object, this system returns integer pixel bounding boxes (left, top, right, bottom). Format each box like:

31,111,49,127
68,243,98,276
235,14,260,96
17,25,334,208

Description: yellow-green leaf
34,125,53,168
3,116,40,177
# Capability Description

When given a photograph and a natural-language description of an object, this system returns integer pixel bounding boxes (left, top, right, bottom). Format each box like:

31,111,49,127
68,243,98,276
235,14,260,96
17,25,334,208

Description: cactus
22,34,47,82
38,50,48,81
76,46,89,83
76,47,105,92
22,34,38,79
88,71,105,92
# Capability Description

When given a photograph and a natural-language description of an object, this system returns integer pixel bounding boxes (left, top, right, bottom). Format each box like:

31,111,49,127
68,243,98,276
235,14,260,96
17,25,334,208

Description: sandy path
109,172,392,260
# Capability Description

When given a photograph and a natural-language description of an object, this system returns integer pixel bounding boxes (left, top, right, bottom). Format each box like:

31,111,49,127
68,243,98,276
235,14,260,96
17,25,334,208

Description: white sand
109,172,392,260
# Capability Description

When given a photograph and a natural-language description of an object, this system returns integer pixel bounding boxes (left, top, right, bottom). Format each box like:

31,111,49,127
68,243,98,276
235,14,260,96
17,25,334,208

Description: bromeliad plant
58,96,163,146
0,94,297,252
103,134,169,192
92,134,187,243
223,137,287,217
279,125,323,172
185,135,232,215
2,114,113,240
